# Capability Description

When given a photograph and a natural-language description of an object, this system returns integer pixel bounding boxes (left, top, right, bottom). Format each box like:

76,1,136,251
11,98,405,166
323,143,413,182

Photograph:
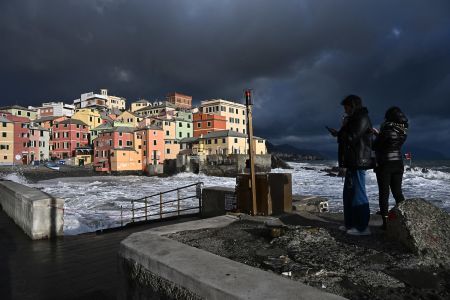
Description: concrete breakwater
0,179,64,239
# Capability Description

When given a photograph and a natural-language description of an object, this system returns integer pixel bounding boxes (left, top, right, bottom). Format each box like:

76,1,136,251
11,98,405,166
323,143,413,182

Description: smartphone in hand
326,126,338,136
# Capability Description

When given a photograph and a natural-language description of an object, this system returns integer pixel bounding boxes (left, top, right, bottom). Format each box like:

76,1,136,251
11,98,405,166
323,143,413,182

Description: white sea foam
2,161,449,235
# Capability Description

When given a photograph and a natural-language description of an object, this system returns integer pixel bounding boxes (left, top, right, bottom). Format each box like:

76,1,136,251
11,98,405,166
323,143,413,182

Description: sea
2,160,449,235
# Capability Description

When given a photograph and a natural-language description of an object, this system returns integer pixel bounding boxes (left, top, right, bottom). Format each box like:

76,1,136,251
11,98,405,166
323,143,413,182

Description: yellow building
181,130,266,156
0,116,14,165
110,133,143,171
0,105,37,120
115,111,142,127
72,108,103,130
164,139,180,160
130,99,151,112
200,99,247,134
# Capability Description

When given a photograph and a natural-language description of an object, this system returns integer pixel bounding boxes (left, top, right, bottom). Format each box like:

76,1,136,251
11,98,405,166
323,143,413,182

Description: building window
234,138,238,143
153,140,157,146
3,156,6,160
179,122,182,127
222,138,226,143
214,139,217,144
1,132,6,137
207,121,211,127
187,133,190,137
166,149,170,154
187,123,190,128
127,141,132,146
197,122,201,128
119,140,123,147
166,130,169,136
179,132,182,138
2,122,6,127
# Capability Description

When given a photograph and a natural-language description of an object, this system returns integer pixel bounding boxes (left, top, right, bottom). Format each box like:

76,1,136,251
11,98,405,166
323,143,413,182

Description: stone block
387,198,450,265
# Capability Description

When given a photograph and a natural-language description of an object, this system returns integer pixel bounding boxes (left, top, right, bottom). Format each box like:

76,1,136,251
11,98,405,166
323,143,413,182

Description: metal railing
120,182,203,226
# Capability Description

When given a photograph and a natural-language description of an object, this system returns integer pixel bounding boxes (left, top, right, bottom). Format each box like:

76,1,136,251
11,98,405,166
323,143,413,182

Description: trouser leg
376,169,391,217
390,169,405,205
343,170,353,229
352,170,370,231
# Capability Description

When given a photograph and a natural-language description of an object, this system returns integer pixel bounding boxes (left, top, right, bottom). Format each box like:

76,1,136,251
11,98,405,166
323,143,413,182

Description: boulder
387,198,450,265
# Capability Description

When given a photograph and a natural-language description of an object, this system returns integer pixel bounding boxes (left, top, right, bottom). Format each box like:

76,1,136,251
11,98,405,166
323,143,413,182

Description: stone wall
0,179,64,239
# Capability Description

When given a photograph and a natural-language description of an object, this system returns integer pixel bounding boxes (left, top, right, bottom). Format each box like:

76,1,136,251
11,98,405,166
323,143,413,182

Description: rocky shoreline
168,210,450,300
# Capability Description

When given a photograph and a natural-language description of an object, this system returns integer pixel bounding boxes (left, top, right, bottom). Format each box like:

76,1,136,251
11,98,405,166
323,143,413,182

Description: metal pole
245,90,257,215
159,193,163,219
177,189,180,216
145,197,148,221
120,205,123,227
131,200,135,223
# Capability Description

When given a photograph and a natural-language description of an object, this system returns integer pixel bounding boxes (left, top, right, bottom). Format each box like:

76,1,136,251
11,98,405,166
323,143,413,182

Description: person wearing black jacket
373,106,408,230
329,95,375,236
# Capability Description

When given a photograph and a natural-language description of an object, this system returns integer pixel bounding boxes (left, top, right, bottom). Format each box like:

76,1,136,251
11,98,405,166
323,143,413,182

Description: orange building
193,112,227,137
135,126,165,166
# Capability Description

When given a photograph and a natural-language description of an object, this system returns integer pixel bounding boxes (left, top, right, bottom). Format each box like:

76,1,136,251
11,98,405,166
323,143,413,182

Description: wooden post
159,193,163,219
245,90,257,215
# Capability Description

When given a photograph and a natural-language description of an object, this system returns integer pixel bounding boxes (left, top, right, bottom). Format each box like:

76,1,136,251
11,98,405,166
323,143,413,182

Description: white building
73,89,126,111
37,102,75,118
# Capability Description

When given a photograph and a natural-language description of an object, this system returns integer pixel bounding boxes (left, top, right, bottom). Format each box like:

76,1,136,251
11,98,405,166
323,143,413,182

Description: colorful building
115,111,142,127
28,123,50,162
37,102,74,118
93,127,138,172
33,116,68,130
0,105,37,120
136,126,165,166
199,99,247,134
51,119,89,159
0,115,14,165
180,130,267,155
130,99,151,112
134,101,176,118
72,108,103,130
174,111,193,139
193,112,227,137
166,92,192,109
2,114,32,165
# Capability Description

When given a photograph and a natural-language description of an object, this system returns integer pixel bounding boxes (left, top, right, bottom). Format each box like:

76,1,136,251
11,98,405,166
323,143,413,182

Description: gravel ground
168,213,450,300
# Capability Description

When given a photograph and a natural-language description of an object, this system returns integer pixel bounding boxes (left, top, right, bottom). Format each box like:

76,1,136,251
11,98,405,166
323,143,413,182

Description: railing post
120,205,123,227
145,197,148,221
177,189,180,216
159,193,163,219
132,200,135,223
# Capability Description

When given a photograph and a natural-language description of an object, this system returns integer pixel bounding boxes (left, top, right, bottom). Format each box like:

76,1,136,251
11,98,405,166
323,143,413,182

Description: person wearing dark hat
373,106,408,230
328,95,375,235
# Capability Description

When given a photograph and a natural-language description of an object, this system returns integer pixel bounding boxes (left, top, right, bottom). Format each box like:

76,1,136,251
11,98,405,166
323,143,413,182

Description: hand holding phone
326,126,338,137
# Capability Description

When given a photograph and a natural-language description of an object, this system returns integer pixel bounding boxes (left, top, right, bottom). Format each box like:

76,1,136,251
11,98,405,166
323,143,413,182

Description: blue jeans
343,169,370,231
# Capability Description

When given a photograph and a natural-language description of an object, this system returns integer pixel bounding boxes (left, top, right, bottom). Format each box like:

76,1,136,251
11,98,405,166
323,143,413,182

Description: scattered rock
271,154,293,169
387,198,450,266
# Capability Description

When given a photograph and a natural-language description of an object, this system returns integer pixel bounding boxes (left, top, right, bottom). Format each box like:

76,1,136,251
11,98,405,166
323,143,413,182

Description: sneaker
346,227,371,236
338,225,348,232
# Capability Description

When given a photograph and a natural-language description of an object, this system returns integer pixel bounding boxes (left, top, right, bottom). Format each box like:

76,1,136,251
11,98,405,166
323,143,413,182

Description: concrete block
0,180,64,239
118,216,345,300
201,186,236,218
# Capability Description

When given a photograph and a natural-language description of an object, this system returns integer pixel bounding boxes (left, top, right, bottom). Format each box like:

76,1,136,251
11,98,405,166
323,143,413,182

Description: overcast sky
1,0,449,157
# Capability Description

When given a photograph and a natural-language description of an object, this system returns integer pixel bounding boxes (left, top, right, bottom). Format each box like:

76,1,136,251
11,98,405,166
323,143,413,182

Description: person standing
328,95,374,235
373,107,408,230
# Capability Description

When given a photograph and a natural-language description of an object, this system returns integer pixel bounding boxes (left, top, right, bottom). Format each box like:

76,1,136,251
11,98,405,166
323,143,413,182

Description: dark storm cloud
1,0,450,156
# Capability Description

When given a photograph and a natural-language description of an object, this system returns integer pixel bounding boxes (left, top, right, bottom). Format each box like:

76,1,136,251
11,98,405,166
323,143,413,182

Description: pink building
1,112,31,165
51,119,89,159
135,126,165,166
93,127,135,171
